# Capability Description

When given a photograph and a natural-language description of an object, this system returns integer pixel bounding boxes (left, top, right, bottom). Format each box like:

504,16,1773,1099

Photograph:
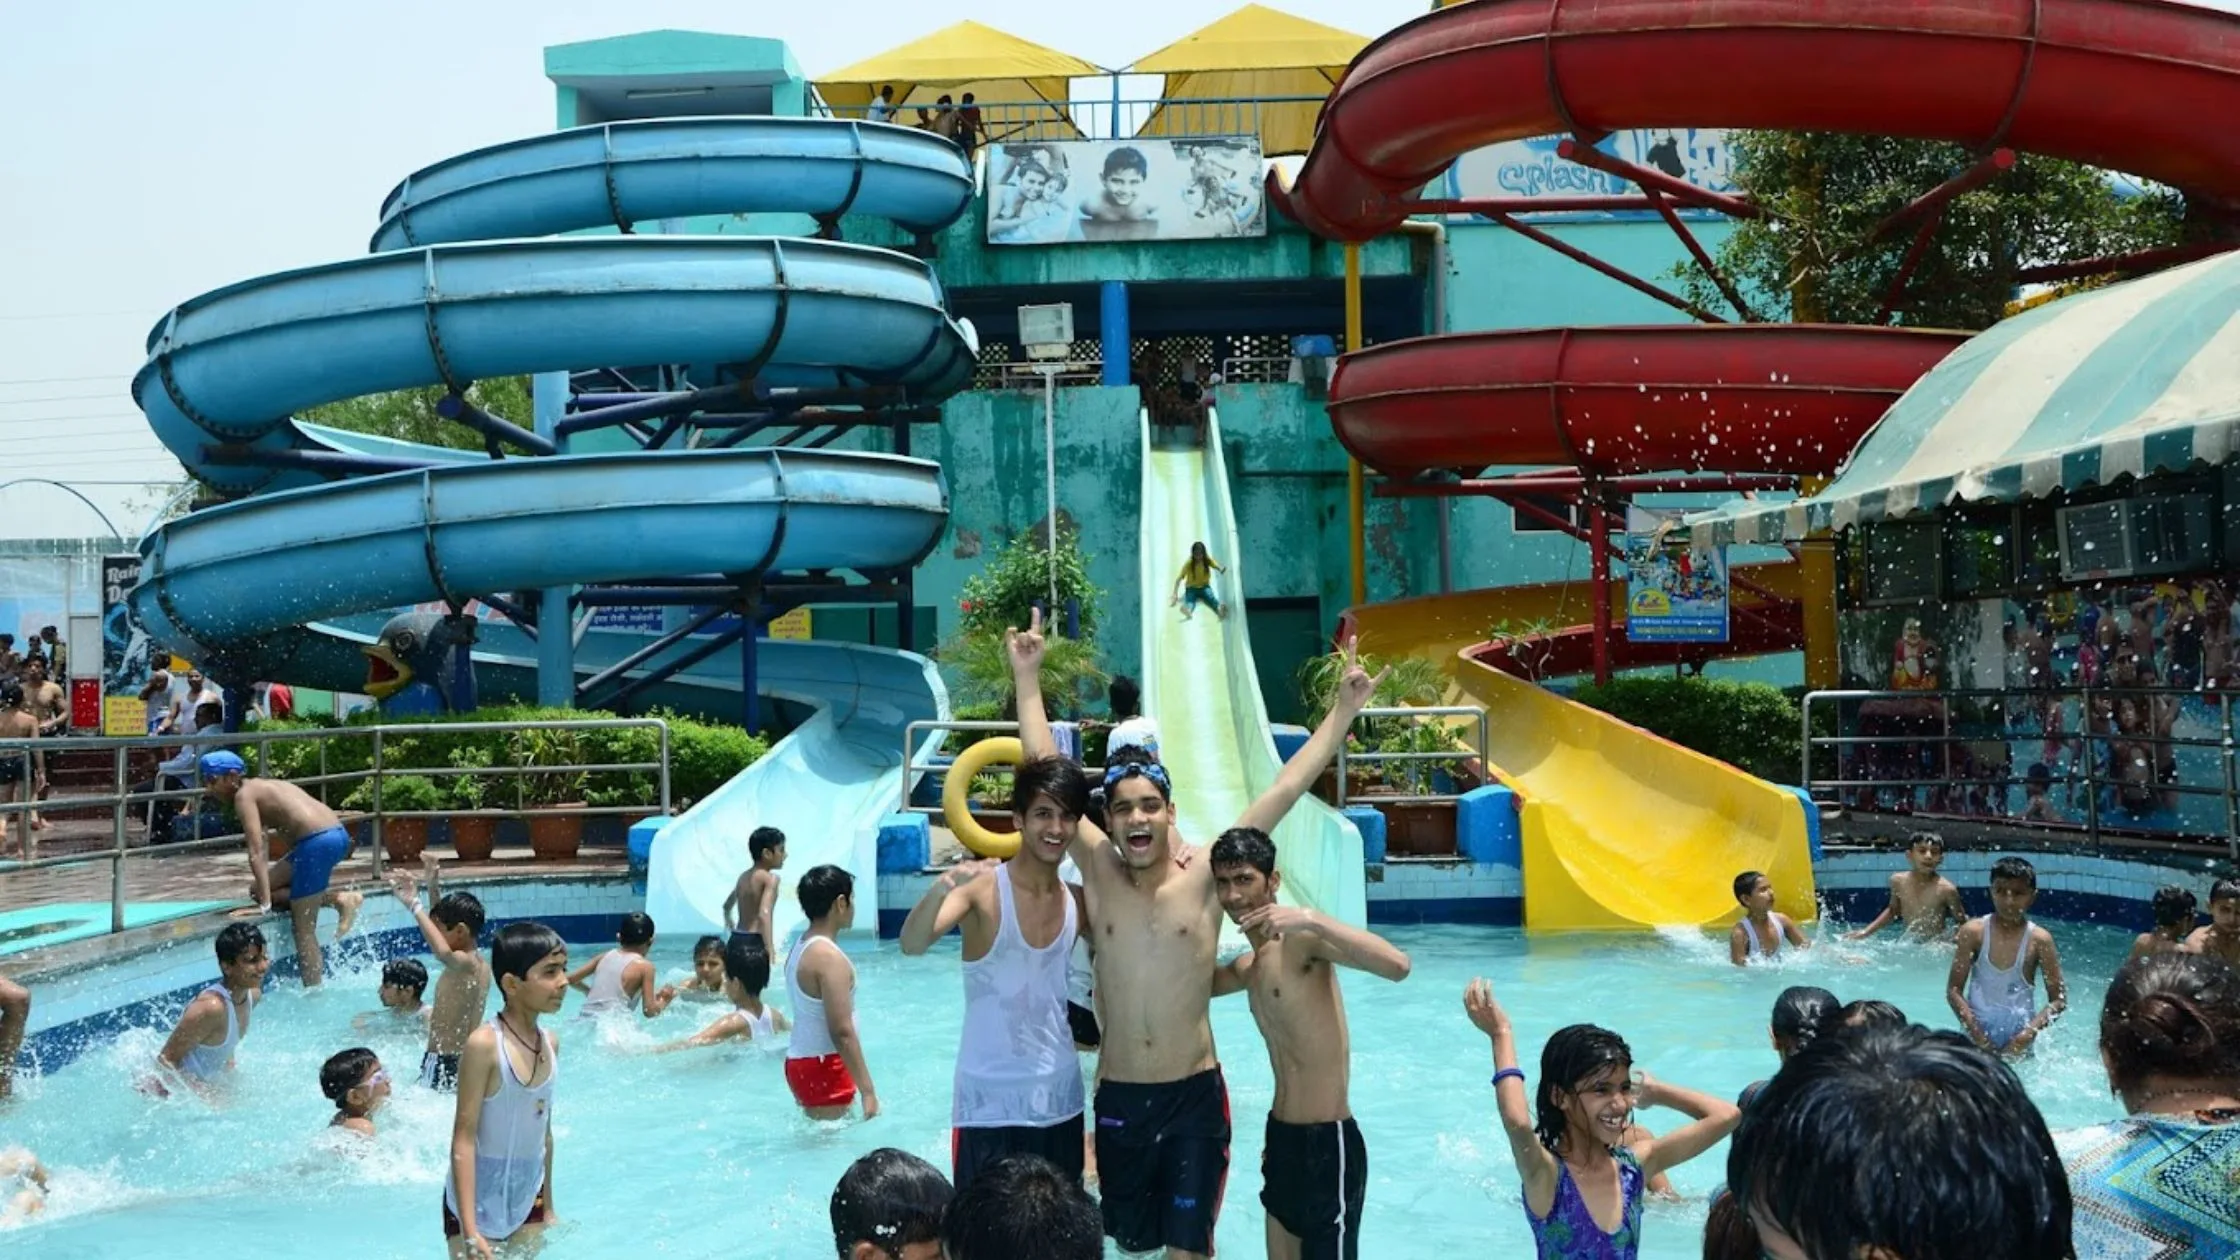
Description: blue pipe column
1100,281,1130,387
531,371,575,708
740,588,762,734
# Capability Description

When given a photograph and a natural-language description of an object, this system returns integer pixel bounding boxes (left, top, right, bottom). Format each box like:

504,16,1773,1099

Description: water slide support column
532,371,575,708
740,584,762,734
1344,244,1365,606
1589,491,1613,686
894,416,916,653
1798,476,1838,689
1100,282,1130,387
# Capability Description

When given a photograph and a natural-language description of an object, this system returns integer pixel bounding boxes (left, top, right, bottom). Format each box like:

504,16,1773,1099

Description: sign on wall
986,137,1266,245
1623,533,1731,643
1445,128,1735,220
101,555,155,735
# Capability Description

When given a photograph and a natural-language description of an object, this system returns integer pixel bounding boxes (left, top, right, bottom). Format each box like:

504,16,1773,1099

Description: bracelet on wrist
1491,1067,1525,1089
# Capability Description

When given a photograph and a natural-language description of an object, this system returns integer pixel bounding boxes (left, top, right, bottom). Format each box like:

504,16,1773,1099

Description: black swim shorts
1261,1115,1367,1260
420,1050,461,1092
952,1113,1085,1192
1094,1066,1230,1255
1067,1000,1101,1049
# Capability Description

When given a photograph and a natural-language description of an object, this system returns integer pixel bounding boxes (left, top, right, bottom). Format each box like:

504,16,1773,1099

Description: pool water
2,916,2142,1257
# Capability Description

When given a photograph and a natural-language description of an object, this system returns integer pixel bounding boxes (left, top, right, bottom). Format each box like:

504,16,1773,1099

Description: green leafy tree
299,377,534,452
955,531,1103,641
1687,134,2189,329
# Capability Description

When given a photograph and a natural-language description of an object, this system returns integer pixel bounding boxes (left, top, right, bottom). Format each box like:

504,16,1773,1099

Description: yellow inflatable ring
942,736,1023,859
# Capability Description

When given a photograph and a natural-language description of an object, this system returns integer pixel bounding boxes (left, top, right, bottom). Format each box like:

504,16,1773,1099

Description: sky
2,0,2235,540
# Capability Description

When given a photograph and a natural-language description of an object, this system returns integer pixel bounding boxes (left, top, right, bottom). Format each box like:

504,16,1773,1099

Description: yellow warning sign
104,695,149,737
767,608,812,641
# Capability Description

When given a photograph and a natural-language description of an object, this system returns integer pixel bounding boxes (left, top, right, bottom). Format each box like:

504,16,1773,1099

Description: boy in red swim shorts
783,864,879,1120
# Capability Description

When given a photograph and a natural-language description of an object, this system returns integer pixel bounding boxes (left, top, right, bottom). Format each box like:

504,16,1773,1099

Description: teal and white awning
1691,249,2240,544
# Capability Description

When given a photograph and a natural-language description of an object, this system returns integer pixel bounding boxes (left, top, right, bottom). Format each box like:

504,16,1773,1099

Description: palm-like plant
939,629,1109,717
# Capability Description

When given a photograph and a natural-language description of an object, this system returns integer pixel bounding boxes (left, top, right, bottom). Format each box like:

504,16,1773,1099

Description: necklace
497,1012,544,1073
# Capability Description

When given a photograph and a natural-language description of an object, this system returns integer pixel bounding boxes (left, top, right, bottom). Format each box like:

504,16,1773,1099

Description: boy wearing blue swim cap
202,753,363,988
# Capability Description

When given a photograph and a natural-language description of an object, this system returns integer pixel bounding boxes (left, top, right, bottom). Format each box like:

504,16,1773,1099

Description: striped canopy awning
1690,249,2240,544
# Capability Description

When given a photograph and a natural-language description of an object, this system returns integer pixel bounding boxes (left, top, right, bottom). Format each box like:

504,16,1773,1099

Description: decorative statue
362,610,480,715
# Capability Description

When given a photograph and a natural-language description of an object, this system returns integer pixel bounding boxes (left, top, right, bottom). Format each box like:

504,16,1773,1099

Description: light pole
1017,303,1076,618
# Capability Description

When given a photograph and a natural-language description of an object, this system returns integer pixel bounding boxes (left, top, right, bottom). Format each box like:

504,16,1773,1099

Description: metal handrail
1799,686,2239,859
1337,705,1491,808
815,95,1326,144
0,717,671,937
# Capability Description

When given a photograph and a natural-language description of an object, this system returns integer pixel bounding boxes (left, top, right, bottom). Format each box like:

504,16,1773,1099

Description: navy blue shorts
288,826,351,899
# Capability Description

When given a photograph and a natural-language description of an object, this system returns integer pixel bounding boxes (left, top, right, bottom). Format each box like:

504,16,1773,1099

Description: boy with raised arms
389,855,490,1091
1008,608,1381,1260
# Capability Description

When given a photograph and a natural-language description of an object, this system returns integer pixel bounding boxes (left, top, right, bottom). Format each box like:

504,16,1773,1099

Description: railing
1799,686,2239,859
972,360,1104,391
899,719,1111,818
1220,356,1295,385
1336,706,1492,807
817,96,1326,146
0,718,671,939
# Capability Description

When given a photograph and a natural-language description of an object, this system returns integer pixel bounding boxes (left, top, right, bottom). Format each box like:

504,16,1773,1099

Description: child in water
1171,541,1227,622
446,922,568,1259
1727,871,1808,965
657,934,789,1052
2127,885,2198,961
1844,831,1967,941
675,936,728,1001
2186,877,2240,965
321,1047,391,1138
1464,979,1739,1259
1946,856,2067,1057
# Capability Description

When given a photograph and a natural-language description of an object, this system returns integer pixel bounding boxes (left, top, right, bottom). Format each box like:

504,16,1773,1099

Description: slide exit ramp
1138,408,1366,928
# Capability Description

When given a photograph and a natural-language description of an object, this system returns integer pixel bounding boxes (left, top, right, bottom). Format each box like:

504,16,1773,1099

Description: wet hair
320,1047,379,1105
724,932,772,998
829,1147,952,1259
491,921,566,987
942,1154,1101,1260
1990,855,2038,888
798,864,854,922
2211,876,2240,905
1908,829,1946,854
1011,755,1090,820
1104,745,1172,803
617,911,655,947
1731,870,1767,902
0,680,21,710
2099,951,2240,1097
215,921,266,966
1102,146,1147,179
1209,826,1277,877
1837,999,1907,1032
750,826,786,861
1701,1190,1757,1260
1534,1024,1633,1153
692,934,723,961
1108,674,1140,721
430,890,485,936
2151,885,2199,930
382,957,428,998
1769,985,1840,1057
1727,1023,2071,1260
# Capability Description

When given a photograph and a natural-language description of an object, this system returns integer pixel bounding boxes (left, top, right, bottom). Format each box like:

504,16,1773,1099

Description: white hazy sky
1,0,2234,538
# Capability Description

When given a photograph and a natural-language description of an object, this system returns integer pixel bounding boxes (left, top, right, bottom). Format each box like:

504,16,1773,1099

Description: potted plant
967,768,1018,835
343,774,441,864
446,745,500,862
513,727,590,861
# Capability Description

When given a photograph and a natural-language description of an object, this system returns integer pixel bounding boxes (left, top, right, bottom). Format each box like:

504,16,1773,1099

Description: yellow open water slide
1139,408,1367,927
1349,594,1819,932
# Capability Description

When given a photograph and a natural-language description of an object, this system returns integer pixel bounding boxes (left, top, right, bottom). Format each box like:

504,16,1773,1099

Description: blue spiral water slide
126,117,982,939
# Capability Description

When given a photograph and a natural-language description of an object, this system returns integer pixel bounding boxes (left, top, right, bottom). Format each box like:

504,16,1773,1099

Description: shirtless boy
2185,878,2240,965
2128,885,2198,962
1947,857,2067,1057
202,751,363,987
899,756,1095,1189
1845,831,1968,941
153,922,268,1095
1211,827,1411,1260
657,932,790,1053
389,856,489,1090
1009,609,1381,1260
723,826,786,961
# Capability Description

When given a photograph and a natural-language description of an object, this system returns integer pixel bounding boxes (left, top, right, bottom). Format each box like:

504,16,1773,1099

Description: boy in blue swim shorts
201,751,363,989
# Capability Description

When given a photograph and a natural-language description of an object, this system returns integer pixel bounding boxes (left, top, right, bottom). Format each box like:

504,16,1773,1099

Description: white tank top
1740,915,1788,958
743,1005,776,1040
579,950,634,1016
1969,916,2037,1020
954,864,1086,1127
445,1017,555,1240
786,934,840,1059
177,985,249,1080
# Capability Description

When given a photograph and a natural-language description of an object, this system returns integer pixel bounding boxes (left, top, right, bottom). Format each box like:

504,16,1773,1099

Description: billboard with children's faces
985,138,1267,245
1833,578,2240,836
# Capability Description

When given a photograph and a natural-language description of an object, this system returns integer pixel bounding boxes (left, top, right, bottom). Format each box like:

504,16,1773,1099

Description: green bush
1566,676,1803,784
956,532,1102,642
249,705,767,813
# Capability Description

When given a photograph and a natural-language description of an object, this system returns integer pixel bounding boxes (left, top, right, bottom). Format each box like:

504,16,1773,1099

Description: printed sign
1624,533,1731,644
767,608,811,641
101,555,157,733
1446,128,1735,220
986,137,1266,245
104,695,149,738
589,606,664,634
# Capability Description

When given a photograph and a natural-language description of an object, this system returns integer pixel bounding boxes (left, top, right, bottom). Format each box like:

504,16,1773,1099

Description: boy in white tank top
150,921,269,1097
898,756,1095,1189
786,865,879,1120
445,921,569,1260
657,931,790,1053
567,912,676,1018
1946,856,2066,1057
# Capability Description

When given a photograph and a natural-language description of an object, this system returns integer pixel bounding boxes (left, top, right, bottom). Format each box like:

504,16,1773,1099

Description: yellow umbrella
815,21,1104,142
1128,4,1369,156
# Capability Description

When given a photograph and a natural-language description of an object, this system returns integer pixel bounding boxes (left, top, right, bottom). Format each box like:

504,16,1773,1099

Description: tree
299,377,534,452
1686,133,2190,330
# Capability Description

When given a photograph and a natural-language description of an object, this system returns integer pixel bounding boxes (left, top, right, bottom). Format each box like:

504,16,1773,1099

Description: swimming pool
2,917,2139,1257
